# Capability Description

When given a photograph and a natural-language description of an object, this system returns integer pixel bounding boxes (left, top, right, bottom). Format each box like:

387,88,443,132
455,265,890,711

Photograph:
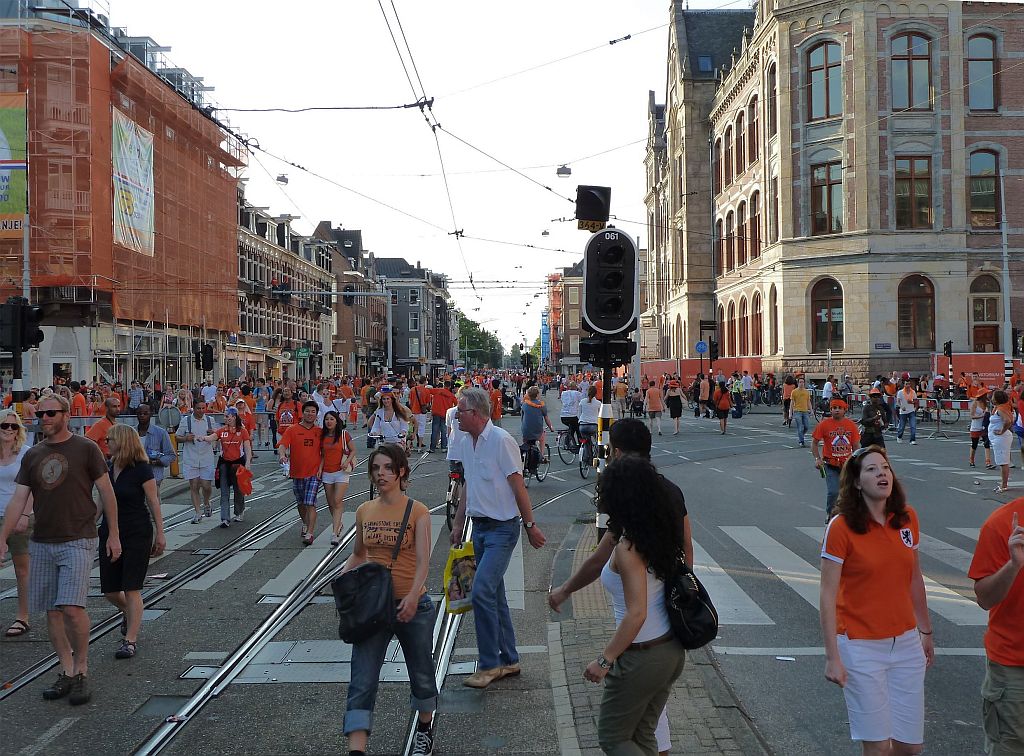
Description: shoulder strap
389,497,416,568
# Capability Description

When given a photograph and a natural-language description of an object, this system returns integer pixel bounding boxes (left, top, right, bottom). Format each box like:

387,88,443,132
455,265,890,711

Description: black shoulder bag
331,498,414,644
664,552,719,650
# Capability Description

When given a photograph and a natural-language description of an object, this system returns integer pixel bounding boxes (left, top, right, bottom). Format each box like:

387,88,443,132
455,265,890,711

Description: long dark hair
836,445,909,534
598,455,684,582
368,443,410,490
321,410,344,442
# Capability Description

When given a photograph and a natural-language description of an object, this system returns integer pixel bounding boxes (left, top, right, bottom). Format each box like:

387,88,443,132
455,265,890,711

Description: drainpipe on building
708,132,719,361
1000,171,1013,384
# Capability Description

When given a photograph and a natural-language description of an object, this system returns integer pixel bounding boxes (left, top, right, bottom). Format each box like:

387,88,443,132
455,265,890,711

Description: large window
969,150,999,228
967,35,997,111
735,114,745,175
726,212,735,271
752,292,763,355
713,139,722,195
970,275,1001,352
808,41,843,120
811,278,844,352
770,179,779,242
737,203,747,266
409,312,419,331
895,156,932,229
748,97,759,162
750,192,761,257
767,65,778,137
811,161,843,235
739,298,749,355
897,275,935,350
718,304,726,352
892,33,932,111
769,285,779,354
716,219,725,274
727,302,737,357
724,127,733,186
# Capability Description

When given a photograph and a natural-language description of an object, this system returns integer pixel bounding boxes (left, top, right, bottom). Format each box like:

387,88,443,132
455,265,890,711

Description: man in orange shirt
811,399,860,522
69,381,88,418
409,376,432,450
489,379,503,427
278,400,323,545
643,380,664,436
85,396,120,458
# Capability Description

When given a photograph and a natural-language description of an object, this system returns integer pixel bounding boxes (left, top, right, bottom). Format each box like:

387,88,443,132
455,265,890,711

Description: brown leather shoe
501,663,521,677
463,667,506,689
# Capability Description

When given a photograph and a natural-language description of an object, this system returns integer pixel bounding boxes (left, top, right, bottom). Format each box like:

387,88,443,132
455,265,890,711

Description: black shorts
99,529,153,593
715,408,729,419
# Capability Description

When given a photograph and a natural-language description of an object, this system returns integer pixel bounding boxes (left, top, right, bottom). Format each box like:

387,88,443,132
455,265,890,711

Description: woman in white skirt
319,411,356,546
988,390,1013,493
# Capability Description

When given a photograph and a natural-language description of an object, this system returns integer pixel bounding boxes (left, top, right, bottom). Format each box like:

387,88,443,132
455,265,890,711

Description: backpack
716,391,731,411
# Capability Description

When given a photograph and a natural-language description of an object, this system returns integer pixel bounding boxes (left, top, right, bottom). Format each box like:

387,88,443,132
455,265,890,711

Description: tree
456,312,505,369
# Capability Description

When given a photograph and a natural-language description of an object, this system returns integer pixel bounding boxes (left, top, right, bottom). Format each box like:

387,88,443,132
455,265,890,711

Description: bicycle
578,430,596,479
365,434,383,499
520,439,550,487
917,402,961,425
444,461,464,532
556,427,580,464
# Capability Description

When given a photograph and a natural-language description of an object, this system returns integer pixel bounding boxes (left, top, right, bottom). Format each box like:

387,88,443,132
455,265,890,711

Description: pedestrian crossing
691,524,986,628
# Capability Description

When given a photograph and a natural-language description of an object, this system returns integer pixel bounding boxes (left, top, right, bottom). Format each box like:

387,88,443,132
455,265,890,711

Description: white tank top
600,554,671,643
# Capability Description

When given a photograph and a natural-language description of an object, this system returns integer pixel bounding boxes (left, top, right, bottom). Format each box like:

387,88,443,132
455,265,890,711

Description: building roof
678,8,754,80
374,257,419,279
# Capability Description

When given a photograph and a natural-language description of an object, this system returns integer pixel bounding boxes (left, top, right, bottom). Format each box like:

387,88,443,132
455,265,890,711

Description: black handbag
664,554,719,650
331,498,414,644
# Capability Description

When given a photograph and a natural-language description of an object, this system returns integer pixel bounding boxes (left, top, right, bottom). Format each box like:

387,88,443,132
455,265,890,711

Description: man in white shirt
821,375,835,402
200,379,218,404
175,401,218,523
449,387,546,690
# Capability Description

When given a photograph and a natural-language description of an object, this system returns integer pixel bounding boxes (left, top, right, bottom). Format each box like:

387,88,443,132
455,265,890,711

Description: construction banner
0,92,27,239
112,108,155,256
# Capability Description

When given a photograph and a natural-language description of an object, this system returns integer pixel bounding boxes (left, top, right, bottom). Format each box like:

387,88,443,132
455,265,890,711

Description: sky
113,0,737,349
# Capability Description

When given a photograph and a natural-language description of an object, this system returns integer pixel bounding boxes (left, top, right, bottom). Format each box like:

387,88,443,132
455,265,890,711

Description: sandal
5,619,29,637
994,486,1009,493
114,640,137,659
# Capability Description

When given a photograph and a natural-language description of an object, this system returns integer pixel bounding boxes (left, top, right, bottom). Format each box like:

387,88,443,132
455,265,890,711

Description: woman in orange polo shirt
819,445,933,754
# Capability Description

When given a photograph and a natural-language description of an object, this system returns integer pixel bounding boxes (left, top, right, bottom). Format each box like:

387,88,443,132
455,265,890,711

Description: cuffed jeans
218,459,245,523
430,414,447,450
794,411,811,445
343,594,438,735
471,517,520,670
897,412,917,442
825,464,841,519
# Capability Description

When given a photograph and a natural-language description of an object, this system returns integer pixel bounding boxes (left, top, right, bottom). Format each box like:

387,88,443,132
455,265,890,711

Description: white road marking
917,534,975,575
691,541,773,625
734,476,753,483
764,488,783,496
16,717,78,756
949,486,980,496
712,646,986,657
949,527,980,541
720,526,820,607
710,467,725,473
905,476,927,482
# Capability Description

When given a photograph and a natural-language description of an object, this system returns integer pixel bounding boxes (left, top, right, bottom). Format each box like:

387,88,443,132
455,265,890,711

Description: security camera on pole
576,185,639,536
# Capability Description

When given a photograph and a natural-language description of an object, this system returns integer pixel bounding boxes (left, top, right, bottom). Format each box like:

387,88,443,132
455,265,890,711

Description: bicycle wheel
445,481,458,532
580,441,593,478
557,431,575,464
535,444,550,481
940,407,961,425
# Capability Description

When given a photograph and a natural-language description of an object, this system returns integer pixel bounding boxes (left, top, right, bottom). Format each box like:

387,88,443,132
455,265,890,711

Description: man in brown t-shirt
0,394,119,706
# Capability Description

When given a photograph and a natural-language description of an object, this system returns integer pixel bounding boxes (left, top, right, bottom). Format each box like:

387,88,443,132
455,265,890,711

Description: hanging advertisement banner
0,92,27,239
112,108,155,255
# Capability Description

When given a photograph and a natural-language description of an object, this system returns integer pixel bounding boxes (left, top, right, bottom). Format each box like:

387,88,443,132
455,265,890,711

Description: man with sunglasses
0,394,120,706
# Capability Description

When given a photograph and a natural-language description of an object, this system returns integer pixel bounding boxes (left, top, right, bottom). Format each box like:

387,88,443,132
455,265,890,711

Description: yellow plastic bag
443,542,476,614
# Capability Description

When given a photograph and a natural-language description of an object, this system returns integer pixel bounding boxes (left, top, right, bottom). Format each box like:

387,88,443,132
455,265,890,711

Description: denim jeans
471,518,521,670
897,412,917,442
218,459,245,522
825,464,841,519
430,414,447,450
793,411,811,444
343,594,438,735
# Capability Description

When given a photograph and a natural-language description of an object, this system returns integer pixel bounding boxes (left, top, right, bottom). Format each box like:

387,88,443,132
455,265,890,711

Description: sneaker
411,724,435,756
232,512,244,522
330,534,340,547
896,438,902,444
68,674,91,705
42,672,74,700
190,516,201,525
114,640,137,659
220,521,229,529
203,507,212,518
910,441,917,445
303,533,314,546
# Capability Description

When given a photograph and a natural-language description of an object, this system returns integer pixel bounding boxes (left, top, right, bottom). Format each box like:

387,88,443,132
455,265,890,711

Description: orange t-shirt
279,422,322,479
968,384,989,399
217,427,250,461
339,384,354,400
812,418,860,467
276,399,301,431
322,432,351,474
489,389,503,421
356,497,429,599
71,392,87,417
242,395,256,413
595,381,604,401
968,499,1024,666
645,387,664,412
86,417,114,457
409,385,431,415
883,382,897,397
782,383,796,400
822,507,921,640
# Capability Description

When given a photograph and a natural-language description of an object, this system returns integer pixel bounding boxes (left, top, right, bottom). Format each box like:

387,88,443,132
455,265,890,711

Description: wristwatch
597,655,613,670
524,521,535,530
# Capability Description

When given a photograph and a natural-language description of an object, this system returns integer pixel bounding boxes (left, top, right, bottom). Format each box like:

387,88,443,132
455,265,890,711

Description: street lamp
556,165,571,178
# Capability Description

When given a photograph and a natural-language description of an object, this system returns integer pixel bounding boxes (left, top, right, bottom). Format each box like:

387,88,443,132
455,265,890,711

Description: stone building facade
647,0,1024,380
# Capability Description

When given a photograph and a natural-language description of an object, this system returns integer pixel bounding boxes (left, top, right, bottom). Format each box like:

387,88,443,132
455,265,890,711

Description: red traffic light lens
598,245,624,265
599,296,623,315
601,271,624,289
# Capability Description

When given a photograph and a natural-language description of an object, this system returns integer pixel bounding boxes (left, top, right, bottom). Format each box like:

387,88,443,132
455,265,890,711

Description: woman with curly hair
819,445,933,756
584,455,686,755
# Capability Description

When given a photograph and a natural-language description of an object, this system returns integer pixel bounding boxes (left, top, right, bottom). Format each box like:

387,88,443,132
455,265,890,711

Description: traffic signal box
0,297,46,353
580,228,639,370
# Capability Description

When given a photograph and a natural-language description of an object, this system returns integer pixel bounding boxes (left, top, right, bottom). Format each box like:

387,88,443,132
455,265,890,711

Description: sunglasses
39,409,65,417
0,423,20,430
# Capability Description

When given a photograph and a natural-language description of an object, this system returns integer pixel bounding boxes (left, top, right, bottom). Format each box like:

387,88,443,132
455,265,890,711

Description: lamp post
1000,171,1013,383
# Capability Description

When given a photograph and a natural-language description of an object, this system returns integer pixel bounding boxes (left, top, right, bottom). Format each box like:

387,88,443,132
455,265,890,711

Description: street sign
699,320,717,330
695,340,708,354
295,347,310,358
577,219,606,232
874,343,892,350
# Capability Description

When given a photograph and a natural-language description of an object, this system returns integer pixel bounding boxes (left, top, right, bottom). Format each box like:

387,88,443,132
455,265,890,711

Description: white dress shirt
448,420,522,520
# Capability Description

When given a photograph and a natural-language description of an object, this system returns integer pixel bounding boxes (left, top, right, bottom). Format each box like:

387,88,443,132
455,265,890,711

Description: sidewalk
552,526,770,756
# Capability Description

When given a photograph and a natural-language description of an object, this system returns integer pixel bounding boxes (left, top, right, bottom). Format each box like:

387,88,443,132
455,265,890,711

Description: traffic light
709,340,720,362
943,340,953,358
580,337,637,368
575,185,611,231
0,299,22,352
343,285,355,306
20,303,44,349
201,343,214,372
582,228,638,337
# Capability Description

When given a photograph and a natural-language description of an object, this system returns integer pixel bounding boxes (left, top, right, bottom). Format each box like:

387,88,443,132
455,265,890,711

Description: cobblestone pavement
555,526,771,756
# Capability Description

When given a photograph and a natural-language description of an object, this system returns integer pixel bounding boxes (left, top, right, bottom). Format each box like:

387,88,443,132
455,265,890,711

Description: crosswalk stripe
691,541,774,625
720,526,820,608
798,527,987,626
949,527,980,541
918,534,974,575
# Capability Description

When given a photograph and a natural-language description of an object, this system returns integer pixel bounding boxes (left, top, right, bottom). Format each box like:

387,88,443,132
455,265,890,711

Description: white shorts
321,470,350,485
415,413,428,438
991,433,1012,466
837,629,926,744
183,462,216,481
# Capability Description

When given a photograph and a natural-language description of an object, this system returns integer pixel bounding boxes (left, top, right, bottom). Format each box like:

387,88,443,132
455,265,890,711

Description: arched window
967,34,997,111
892,33,932,111
715,218,725,274
727,302,737,357
726,212,735,271
769,285,779,354
735,113,745,175
811,161,843,235
750,191,761,258
739,297,749,355
752,292,763,355
675,314,684,357
767,64,778,137
713,139,722,195
811,278,844,352
737,202,747,266
897,275,935,350
969,150,999,228
748,97,759,162
970,275,1001,352
718,304,726,351
724,127,734,186
808,41,843,120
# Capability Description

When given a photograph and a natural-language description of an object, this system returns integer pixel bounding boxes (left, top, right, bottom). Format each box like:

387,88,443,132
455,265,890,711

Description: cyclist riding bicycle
558,381,584,442
521,386,553,465
578,384,601,443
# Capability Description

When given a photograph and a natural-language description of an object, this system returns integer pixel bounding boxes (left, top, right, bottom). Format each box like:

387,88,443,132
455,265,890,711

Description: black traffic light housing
343,285,355,306
201,343,214,372
575,185,611,231
580,337,636,368
709,340,720,362
943,340,953,358
0,298,23,352
582,228,638,337
20,303,44,349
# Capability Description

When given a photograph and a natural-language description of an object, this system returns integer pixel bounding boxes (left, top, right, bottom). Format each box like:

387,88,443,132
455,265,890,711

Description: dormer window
698,56,713,73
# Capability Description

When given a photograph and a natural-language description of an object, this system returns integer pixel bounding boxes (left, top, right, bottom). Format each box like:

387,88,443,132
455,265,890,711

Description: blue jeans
824,464,841,518
897,412,916,442
793,411,810,445
430,414,446,450
343,594,438,735
471,518,520,670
